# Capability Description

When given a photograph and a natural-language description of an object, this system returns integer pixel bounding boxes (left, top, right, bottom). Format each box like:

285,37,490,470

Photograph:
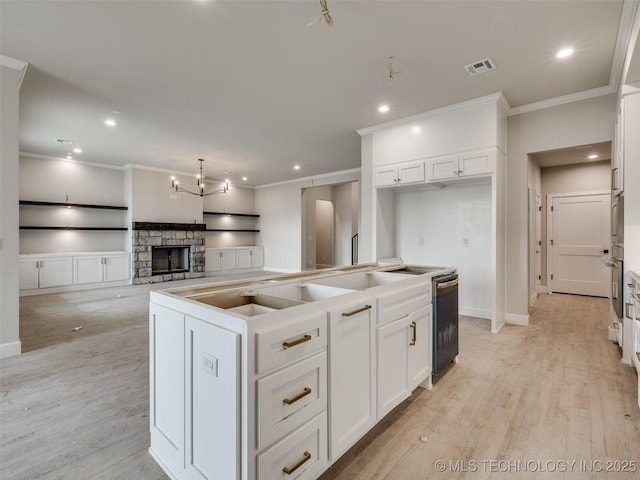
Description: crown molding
19,151,125,170
507,85,617,117
0,55,29,89
255,168,361,189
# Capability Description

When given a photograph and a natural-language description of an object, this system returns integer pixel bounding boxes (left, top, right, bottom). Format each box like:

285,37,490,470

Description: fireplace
152,246,190,275
131,222,206,284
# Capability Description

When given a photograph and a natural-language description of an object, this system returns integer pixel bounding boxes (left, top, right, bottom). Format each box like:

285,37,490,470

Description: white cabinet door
205,250,221,272
458,151,492,177
327,294,376,460
149,304,185,477
374,165,398,187
398,160,425,184
104,254,129,282
407,306,432,390
39,257,73,288
427,154,459,180
236,249,251,269
250,247,264,268
377,316,411,419
74,256,104,284
19,259,39,289
185,315,240,480
220,250,236,271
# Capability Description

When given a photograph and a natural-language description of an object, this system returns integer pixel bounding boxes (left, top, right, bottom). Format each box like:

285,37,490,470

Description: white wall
19,156,127,253
1,63,23,358
395,180,493,319
301,185,332,269
334,182,358,266
256,170,360,273
506,94,616,317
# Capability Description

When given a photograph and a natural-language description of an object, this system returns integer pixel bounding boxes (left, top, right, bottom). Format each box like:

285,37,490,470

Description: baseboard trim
459,306,491,320
506,313,529,326
20,280,131,297
263,266,299,274
0,341,22,358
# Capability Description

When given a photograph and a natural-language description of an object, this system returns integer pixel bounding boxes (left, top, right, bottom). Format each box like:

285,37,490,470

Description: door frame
545,189,610,295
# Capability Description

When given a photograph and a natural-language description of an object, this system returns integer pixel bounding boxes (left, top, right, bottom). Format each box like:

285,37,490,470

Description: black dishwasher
432,273,459,375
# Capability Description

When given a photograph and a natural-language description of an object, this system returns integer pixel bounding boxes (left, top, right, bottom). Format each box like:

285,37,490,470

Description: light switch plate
202,353,218,377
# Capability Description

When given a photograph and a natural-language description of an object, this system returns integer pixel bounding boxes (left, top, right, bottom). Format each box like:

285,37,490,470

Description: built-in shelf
20,200,128,210
205,229,260,233
203,211,259,218
20,226,128,231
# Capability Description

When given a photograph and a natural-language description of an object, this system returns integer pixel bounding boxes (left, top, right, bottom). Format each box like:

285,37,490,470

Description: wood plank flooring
1,284,639,479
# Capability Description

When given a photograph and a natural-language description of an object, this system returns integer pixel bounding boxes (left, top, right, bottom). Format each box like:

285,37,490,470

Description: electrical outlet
462,237,470,247
202,353,218,377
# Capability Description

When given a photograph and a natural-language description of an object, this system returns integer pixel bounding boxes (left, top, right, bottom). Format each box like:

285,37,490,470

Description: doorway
546,191,610,297
301,182,359,270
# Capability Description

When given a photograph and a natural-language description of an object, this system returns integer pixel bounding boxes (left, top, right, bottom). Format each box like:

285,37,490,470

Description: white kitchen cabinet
19,256,73,289
249,247,264,268
377,315,412,418
426,149,494,181
205,249,222,272
407,306,432,390
206,247,263,273
74,253,129,284
327,293,376,460
237,247,263,269
374,160,425,187
612,101,624,195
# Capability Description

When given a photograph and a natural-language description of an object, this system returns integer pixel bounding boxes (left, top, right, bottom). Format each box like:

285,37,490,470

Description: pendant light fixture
170,159,229,197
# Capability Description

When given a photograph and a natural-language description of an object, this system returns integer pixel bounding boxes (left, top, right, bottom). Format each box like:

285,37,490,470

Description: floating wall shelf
205,229,260,233
20,200,128,211
20,226,128,231
203,211,260,218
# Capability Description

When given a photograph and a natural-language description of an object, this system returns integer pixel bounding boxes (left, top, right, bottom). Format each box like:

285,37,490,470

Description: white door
236,249,251,269
377,316,410,419
39,257,73,288
19,259,40,289
74,256,104,284
220,250,236,270
315,200,334,269
535,194,542,293
205,250,221,273
374,165,398,187
397,160,425,185
549,193,610,297
250,247,264,268
104,254,129,282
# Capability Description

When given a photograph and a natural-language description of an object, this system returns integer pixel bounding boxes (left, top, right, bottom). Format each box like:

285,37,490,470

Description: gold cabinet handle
282,334,311,349
626,302,633,319
342,304,372,317
409,321,417,346
283,451,311,475
283,387,311,405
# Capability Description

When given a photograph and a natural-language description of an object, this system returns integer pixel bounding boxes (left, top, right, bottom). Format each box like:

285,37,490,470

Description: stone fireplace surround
132,222,205,285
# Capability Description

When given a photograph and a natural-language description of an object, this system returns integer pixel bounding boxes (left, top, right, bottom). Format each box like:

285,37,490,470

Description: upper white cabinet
426,149,494,181
374,160,425,188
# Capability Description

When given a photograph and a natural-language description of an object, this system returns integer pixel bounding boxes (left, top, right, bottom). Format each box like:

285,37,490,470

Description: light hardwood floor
1,284,639,479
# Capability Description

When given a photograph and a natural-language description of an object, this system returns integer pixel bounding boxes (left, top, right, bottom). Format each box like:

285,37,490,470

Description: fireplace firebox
152,246,190,275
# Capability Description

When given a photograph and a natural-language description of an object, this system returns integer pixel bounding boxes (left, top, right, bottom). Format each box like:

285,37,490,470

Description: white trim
0,55,28,88
508,85,616,117
262,266,299,274
615,0,640,90
506,313,529,326
19,280,131,297
538,285,550,294
459,306,491,320
357,93,504,136
0,341,22,358
255,168,361,189
20,151,125,171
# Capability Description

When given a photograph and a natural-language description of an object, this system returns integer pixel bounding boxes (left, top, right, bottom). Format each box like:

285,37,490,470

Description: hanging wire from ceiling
388,57,401,82
307,0,333,27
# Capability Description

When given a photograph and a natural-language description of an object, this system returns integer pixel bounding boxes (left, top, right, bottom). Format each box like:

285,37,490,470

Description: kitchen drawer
377,281,430,325
257,412,328,480
256,310,327,374
257,351,327,449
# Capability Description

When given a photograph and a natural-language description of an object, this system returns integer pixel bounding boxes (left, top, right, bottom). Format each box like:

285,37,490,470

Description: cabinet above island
149,263,452,480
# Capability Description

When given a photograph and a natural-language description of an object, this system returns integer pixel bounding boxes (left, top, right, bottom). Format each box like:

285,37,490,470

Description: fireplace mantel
132,222,206,231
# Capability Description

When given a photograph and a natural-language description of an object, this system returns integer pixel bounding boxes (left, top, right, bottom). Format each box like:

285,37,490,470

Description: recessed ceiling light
412,126,421,134
556,48,574,59
588,154,599,159
66,155,72,159
378,104,390,113
72,148,82,154
294,165,300,170
105,119,117,127
242,176,248,181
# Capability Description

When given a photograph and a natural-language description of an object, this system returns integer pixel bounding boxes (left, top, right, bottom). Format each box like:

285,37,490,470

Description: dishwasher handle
436,278,459,289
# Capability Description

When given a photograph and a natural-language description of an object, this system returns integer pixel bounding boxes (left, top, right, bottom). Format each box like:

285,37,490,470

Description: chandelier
170,159,229,197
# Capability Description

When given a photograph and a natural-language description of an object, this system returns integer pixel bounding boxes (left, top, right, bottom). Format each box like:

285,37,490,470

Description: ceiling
0,0,635,186
531,141,612,168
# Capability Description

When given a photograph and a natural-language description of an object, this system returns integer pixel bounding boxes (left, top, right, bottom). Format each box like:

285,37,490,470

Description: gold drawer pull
283,451,311,475
409,321,417,346
282,334,311,349
341,304,372,317
283,387,312,405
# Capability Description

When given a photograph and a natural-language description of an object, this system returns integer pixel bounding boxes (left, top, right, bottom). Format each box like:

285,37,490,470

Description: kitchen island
149,263,453,480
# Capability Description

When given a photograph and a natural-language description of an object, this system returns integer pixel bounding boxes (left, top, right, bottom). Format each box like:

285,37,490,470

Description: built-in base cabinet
19,251,130,291
205,246,264,274
629,272,640,409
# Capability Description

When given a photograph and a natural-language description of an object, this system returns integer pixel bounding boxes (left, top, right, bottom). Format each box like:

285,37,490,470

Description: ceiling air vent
464,58,496,76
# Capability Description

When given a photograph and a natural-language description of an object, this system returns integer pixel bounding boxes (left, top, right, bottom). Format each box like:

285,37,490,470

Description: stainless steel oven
611,195,624,321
